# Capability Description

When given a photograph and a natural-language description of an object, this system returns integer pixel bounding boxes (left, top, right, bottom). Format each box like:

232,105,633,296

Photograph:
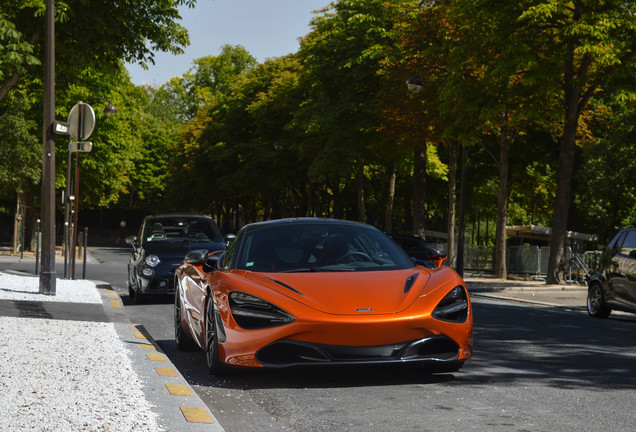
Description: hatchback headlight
229,291,295,329
145,255,160,267
432,286,468,323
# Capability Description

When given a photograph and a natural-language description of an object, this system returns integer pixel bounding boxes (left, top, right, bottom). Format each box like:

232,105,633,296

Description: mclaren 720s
174,218,473,376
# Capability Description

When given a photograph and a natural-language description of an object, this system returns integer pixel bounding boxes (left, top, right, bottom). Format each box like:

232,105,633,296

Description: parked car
389,233,448,268
174,218,472,376
126,214,226,303
587,227,636,318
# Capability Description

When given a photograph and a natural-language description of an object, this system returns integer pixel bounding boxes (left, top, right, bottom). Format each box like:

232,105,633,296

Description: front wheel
175,284,196,351
587,284,611,318
205,296,227,376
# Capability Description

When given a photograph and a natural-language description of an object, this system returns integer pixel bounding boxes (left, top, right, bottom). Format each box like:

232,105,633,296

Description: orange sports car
174,218,472,375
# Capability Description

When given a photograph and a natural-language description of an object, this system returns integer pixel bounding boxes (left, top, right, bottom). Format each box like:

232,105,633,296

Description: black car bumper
255,335,460,368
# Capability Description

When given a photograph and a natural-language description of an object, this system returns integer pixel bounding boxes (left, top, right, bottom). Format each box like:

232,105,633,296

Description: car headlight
229,291,295,329
145,255,160,267
432,286,468,323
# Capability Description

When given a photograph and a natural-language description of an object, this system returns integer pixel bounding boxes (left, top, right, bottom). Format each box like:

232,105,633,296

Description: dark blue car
126,214,226,303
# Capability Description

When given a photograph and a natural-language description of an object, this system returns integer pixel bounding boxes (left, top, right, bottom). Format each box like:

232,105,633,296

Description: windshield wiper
280,267,319,273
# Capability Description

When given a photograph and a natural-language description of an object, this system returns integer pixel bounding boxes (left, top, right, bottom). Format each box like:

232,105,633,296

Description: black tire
205,296,228,376
587,283,611,318
133,287,145,304
175,283,196,351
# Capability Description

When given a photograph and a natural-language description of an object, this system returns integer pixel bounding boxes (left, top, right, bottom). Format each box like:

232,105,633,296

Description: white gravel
0,273,162,431
0,273,101,303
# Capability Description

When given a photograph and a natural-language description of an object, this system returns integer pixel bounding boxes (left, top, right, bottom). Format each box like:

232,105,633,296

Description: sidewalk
464,275,588,311
0,271,224,432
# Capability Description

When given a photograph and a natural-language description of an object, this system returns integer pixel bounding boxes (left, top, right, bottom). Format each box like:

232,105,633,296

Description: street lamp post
39,0,56,295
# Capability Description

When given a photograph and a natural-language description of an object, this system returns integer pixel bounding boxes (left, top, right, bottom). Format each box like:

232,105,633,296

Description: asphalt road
3,247,636,431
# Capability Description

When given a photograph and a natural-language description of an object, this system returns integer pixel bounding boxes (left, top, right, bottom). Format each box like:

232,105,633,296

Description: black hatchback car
126,214,226,302
587,227,636,318
389,234,448,268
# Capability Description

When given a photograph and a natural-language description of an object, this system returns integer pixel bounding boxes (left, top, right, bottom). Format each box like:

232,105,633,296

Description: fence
506,245,600,279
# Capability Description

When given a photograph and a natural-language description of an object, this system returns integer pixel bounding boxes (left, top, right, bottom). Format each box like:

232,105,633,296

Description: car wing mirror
428,245,448,268
184,249,209,266
224,233,236,247
205,252,225,272
125,235,138,248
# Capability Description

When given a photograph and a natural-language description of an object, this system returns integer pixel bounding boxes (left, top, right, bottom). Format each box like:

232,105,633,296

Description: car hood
245,269,432,315
143,240,225,261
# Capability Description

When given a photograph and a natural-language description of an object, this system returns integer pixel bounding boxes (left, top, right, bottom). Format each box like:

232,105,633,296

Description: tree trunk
384,161,396,233
494,117,509,279
412,143,427,238
356,157,366,223
547,40,584,284
447,143,458,267
456,145,469,277
547,112,578,283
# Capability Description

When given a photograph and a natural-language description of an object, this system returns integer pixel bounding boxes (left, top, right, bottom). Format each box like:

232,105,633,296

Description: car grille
256,335,459,367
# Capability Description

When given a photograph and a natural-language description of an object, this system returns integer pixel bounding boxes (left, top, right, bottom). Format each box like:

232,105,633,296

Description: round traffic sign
67,102,96,141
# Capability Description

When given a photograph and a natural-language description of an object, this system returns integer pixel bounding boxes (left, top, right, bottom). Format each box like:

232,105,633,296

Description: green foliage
0,0,198,103
0,91,40,192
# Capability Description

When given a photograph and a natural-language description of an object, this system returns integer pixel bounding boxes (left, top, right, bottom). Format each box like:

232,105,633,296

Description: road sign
53,121,70,135
67,102,95,140
69,141,93,153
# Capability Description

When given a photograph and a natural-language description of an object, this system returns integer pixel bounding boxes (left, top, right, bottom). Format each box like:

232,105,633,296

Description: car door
610,229,636,307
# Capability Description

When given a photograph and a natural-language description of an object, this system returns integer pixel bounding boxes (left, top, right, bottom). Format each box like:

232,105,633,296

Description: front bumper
137,273,175,294
256,335,461,368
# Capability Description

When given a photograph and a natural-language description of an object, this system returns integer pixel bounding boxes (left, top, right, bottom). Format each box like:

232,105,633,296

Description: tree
515,1,636,283
0,0,196,103
297,0,396,222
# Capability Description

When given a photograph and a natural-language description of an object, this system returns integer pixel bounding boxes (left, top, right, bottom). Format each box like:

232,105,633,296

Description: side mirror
430,246,448,268
184,249,209,265
205,251,225,271
125,235,137,247
224,233,236,247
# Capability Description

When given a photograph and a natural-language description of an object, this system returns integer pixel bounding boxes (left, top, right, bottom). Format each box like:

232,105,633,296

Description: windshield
142,217,223,243
235,222,413,272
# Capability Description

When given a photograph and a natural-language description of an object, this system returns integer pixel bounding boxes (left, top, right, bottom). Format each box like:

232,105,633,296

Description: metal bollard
82,227,88,279
35,219,41,275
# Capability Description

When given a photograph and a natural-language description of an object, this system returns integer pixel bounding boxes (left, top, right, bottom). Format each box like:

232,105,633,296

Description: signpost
66,102,95,279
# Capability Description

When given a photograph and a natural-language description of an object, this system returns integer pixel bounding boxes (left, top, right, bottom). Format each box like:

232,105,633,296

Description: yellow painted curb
134,333,149,339
140,343,155,350
146,354,167,362
155,367,178,377
166,384,193,396
180,407,214,424
110,300,121,308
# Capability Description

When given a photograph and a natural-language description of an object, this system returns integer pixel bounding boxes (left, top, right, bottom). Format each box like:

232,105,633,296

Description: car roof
242,217,375,230
145,213,213,220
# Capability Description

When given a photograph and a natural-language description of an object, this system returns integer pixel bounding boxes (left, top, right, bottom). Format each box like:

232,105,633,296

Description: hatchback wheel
587,284,611,318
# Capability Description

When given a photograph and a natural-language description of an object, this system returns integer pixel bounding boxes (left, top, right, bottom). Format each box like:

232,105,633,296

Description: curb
96,283,224,431
469,291,587,311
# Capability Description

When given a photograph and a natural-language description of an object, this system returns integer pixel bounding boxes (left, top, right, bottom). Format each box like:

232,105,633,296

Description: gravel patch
0,273,101,303
0,273,162,431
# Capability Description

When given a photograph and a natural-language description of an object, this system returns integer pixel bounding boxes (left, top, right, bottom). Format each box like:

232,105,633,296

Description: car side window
220,231,242,269
619,231,636,256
